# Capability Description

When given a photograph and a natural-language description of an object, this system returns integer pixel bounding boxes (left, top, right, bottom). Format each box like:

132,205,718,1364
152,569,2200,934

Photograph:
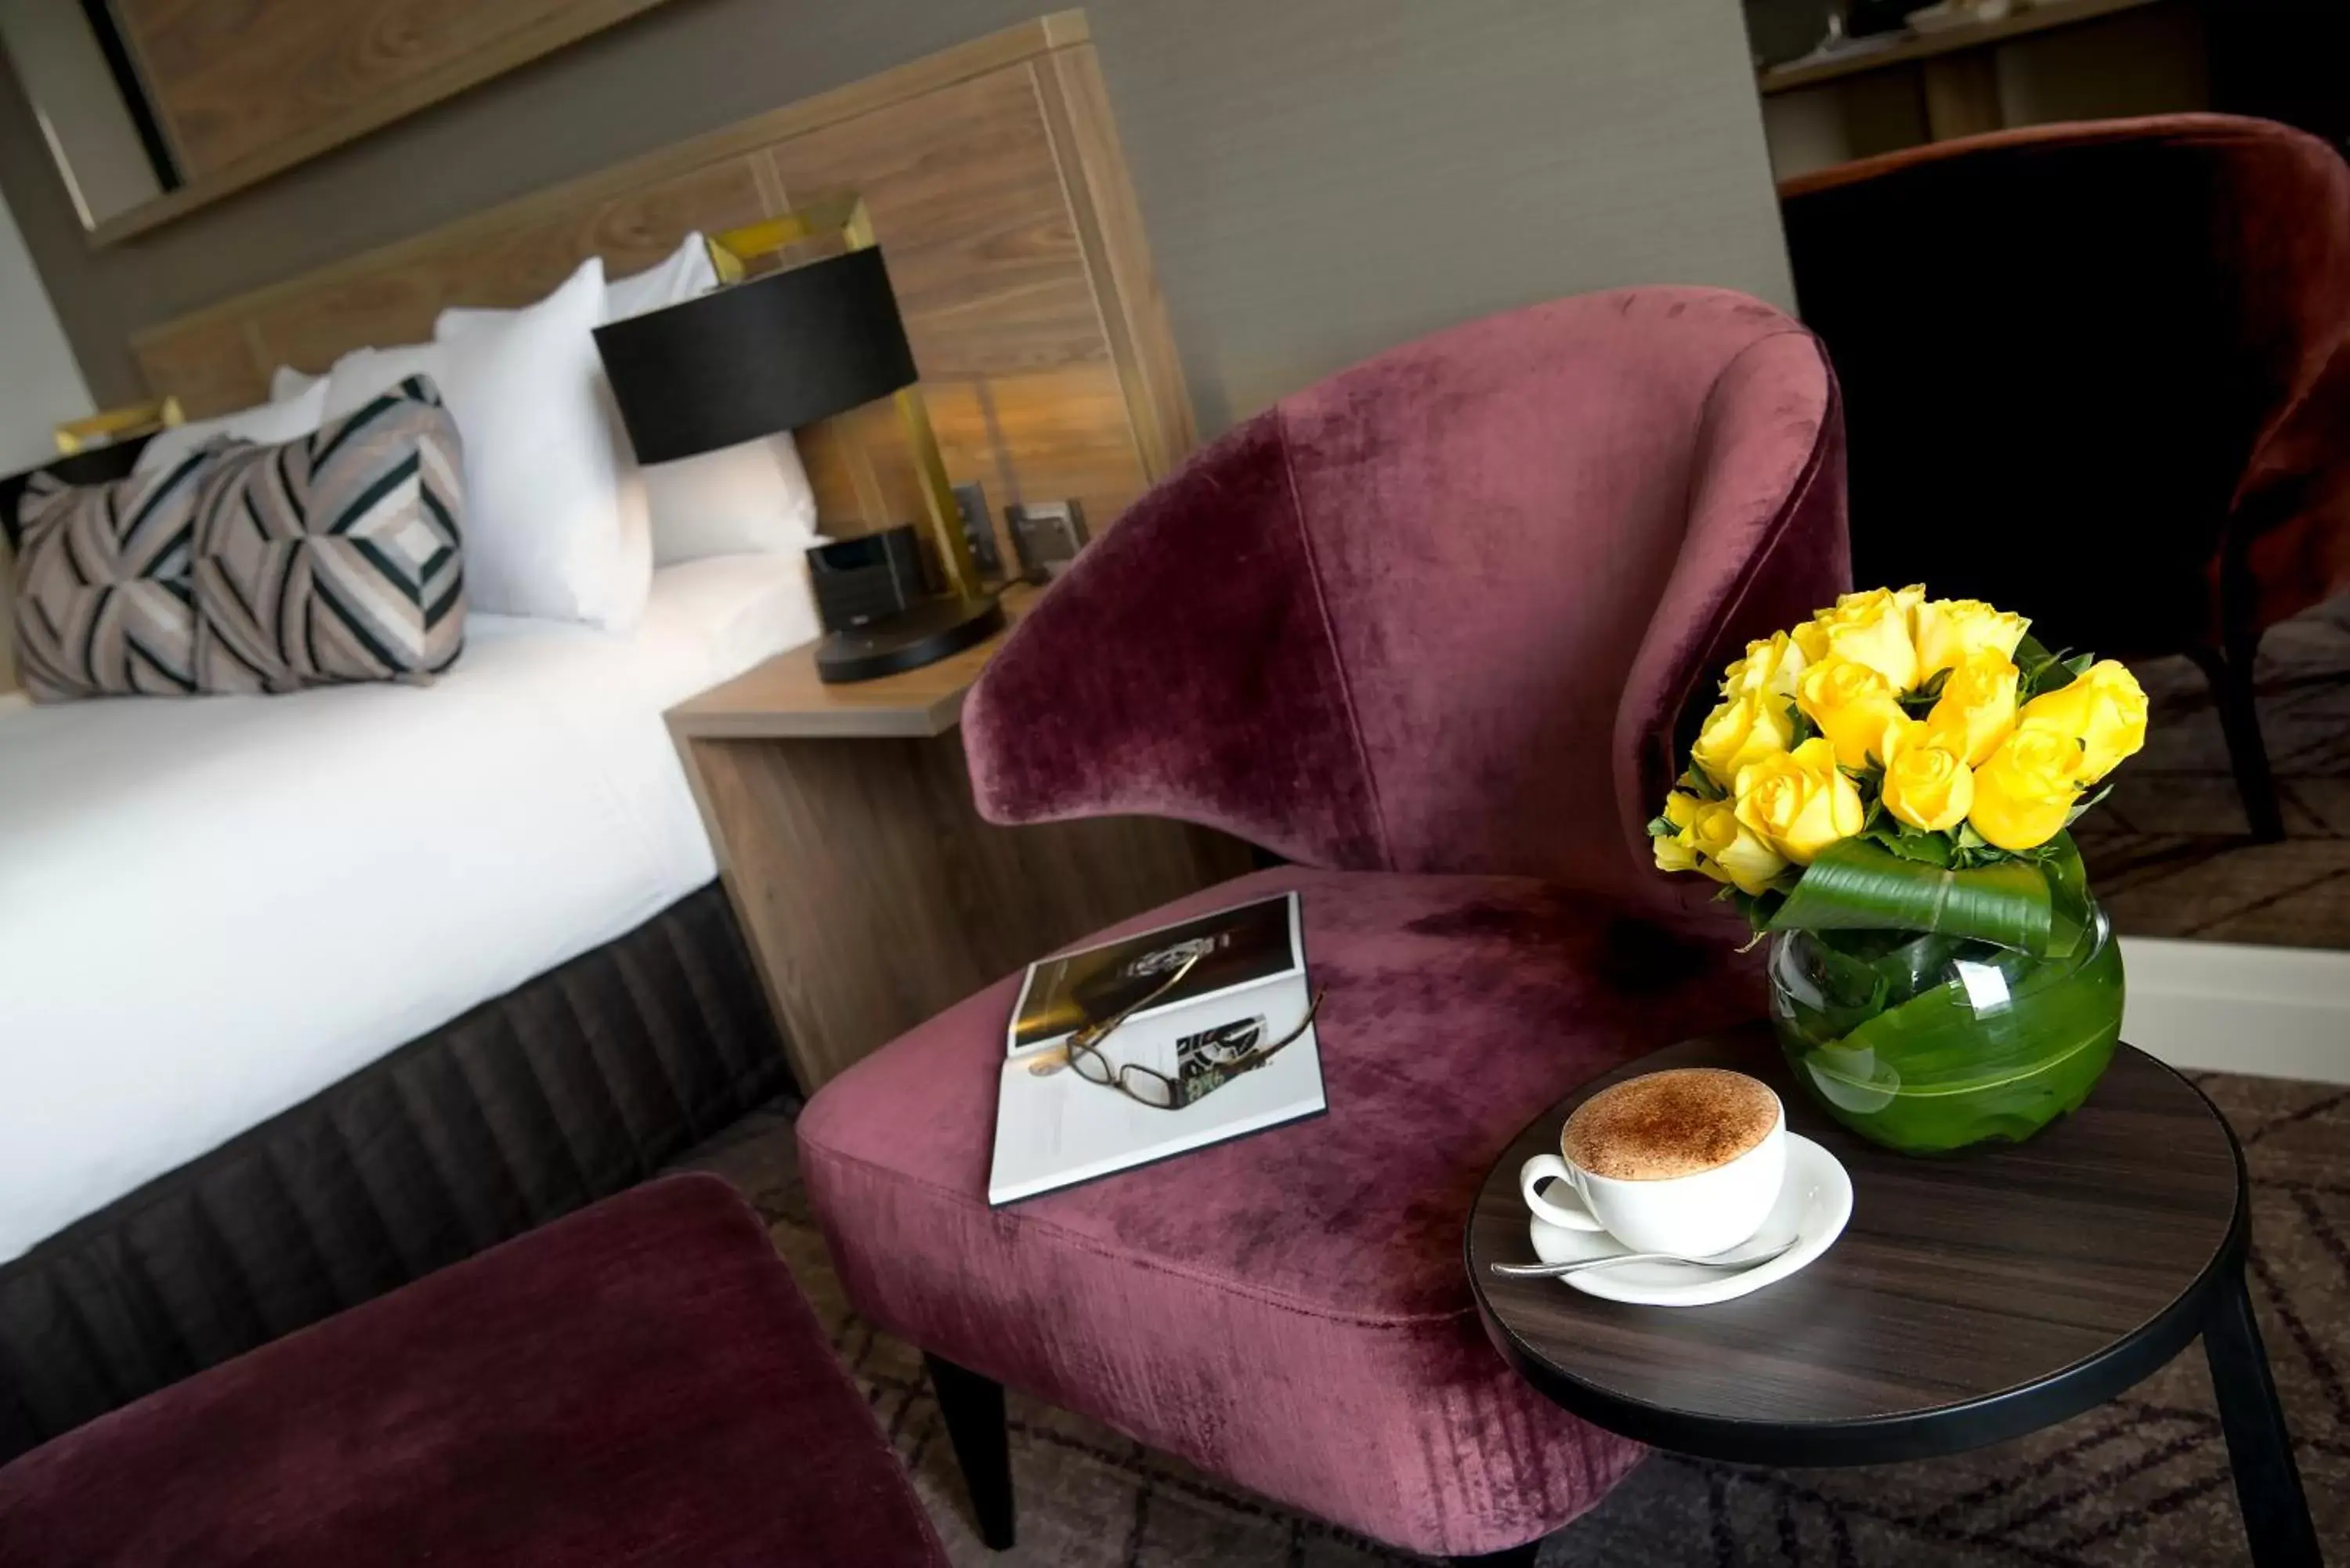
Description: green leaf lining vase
1766,896,2124,1154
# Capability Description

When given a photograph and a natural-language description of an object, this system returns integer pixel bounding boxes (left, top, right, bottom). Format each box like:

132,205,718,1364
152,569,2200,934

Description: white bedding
0,555,818,1263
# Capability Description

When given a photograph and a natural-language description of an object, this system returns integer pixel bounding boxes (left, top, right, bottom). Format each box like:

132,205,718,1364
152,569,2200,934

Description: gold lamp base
709,200,985,602
813,593,1005,685
55,396,183,456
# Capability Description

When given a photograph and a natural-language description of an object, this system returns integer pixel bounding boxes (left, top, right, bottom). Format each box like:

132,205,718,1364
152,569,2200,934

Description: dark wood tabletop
1466,1025,2247,1466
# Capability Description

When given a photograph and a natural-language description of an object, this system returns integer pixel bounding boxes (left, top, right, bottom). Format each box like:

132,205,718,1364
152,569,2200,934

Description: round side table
1466,1026,2321,1567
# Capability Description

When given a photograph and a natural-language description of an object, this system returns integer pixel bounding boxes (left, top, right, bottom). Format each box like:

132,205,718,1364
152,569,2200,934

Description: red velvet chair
797,287,1849,1563
1781,114,2350,842
0,1176,947,1568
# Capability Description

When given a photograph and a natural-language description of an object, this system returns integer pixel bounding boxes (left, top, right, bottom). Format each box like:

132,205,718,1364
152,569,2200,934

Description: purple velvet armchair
1781,114,2350,843
798,287,1849,1563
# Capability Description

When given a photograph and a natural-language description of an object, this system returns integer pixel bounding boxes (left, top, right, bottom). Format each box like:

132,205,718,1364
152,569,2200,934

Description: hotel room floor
2079,592,2350,950
677,1078,2350,1567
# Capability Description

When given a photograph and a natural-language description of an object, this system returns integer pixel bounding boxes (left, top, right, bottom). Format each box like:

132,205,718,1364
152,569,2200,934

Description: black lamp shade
592,245,919,464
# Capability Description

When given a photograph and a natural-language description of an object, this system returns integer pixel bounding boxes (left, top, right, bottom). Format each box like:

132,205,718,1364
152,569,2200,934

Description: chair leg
2189,643,2286,843
924,1353,1015,1551
1452,1544,1543,1567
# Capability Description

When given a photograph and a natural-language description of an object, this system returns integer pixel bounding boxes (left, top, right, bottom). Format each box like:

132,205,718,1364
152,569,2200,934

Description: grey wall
0,180,88,471
0,0,1792,433
0,178,92,692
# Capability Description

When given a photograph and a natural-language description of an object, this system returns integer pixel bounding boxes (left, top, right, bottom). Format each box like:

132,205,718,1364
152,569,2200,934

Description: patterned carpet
2081,594,2350,949
676,1075,2350,1567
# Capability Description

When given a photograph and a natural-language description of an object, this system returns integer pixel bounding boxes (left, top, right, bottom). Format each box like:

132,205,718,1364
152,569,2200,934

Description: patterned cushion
192,377,466,694
11,450,209,699
7,378,465,703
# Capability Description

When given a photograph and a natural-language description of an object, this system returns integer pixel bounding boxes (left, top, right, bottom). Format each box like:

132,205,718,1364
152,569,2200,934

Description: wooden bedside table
667,586,1253,1093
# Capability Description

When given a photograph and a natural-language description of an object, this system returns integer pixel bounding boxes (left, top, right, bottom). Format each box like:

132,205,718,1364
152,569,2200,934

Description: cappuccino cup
1520,1068,1785,1258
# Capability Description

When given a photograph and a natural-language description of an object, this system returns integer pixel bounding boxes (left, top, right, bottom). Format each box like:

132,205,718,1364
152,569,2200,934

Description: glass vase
1766,898,2125,1154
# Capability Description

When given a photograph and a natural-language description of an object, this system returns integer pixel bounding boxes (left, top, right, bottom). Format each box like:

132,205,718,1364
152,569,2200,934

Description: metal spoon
1488,1235,1795,1279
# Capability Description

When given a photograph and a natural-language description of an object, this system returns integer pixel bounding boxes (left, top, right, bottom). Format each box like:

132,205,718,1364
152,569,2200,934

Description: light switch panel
1006,500,1090,581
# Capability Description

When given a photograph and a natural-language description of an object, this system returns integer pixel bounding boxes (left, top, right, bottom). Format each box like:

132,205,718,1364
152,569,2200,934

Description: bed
0,555,815,1261
0,559,815,1454
0,11,1191,1459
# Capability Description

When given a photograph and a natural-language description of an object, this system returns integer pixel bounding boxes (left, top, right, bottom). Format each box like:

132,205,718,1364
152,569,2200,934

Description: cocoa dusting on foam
1560,1069,1777,1180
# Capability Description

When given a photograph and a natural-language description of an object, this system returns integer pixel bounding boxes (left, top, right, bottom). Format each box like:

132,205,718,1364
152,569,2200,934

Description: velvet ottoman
0,1174,946,1568
799,866,1766,1556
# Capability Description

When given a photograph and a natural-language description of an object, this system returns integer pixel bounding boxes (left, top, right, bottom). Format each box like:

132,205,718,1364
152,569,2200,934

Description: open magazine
988,892,1325,1205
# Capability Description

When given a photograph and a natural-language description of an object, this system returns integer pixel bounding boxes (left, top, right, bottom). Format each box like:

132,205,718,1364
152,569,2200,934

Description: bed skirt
0,882,791,1461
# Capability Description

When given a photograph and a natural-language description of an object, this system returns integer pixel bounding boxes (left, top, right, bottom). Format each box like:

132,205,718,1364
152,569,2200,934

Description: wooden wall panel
128,17,1190,549
115,0,675,181
761,65,1101,378
757,56,1149,536
794,417,880,526
1032,45,1197,475
238,157,772,374
130,313,268,414
903,363,1146,535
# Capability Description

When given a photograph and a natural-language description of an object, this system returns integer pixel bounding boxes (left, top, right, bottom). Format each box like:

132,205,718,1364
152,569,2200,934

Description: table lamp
593,199,1001,682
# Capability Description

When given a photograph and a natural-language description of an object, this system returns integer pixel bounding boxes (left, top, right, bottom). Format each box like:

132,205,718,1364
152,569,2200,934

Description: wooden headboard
128,13,1194,558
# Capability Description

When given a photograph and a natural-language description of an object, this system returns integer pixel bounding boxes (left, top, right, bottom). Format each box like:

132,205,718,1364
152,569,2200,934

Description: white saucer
1525,1133,1852,1307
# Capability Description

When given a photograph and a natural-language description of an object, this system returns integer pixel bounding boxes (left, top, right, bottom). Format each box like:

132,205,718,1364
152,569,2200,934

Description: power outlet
952,481,1003,577
1006,499,1090,582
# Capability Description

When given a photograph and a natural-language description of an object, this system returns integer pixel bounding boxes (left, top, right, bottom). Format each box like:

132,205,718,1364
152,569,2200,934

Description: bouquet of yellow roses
1654,587,2153,1151
1654,587,2148,1153
1652,585,2147,953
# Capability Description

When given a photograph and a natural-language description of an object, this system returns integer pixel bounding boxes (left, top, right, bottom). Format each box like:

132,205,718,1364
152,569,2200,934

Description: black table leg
2203,1263,2321,1566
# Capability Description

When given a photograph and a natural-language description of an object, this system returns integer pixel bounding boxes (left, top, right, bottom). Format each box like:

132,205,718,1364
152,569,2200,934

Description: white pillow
327,231,717,410
132,380,327,475
432,276,650,632
606,233,718,322
426,257,638,630
320,342,450,420
603,233,818,565
450,235,816,567
269,364,323,403
438,305,649,622
585,378,656,629
643,436,819,565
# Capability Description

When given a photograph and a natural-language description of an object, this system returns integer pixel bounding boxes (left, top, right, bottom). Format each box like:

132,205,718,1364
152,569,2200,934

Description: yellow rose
1734,737,1864,865
1880,728,1976,833
2016,659,2149,782
1796,656,1911,770
1652,791,1703,874
1969,728,2088,851
1924,649,2021,767
1691,691,1793,789
1792,585,1925,694
1914,598,2030,681
1652,792,1788,894
1722,630,1808,703
1680,797,1789,895
1790,618,1828,667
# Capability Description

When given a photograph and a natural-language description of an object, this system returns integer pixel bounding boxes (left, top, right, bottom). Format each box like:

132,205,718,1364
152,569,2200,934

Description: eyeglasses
1064,948,1325,1111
